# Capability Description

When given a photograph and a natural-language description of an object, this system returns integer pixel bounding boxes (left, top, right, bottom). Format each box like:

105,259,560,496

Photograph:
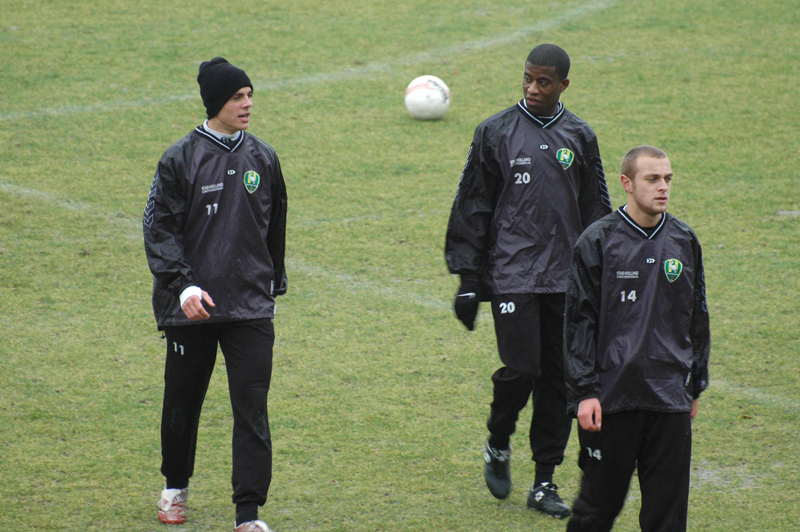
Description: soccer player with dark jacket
143,57,287,532
564,145,710,532
445,43,611,518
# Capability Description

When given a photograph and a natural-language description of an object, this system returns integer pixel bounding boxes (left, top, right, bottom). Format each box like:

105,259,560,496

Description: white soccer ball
404,75,450,120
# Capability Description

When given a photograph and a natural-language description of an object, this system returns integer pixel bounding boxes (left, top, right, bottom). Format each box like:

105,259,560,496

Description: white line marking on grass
0,93,196,123
258,0,617,89
692,461,760,490
0,0,616,122
5,178,800,416
714,379,800,415
289,257,450,311
0,181,143,239
0,180,450,310
1,182,95,212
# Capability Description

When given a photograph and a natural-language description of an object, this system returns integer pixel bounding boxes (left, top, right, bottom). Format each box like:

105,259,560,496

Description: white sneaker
157,487,188,524
234,520,274,532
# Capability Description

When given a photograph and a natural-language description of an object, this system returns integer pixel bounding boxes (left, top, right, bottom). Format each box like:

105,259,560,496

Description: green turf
1,0,798,530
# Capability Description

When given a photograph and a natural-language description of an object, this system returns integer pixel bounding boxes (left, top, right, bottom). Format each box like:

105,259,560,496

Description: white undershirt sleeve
179,286,203,308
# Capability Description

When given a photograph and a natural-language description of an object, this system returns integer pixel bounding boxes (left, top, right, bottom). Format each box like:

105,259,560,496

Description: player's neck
624,203,663,229
203,120,242,141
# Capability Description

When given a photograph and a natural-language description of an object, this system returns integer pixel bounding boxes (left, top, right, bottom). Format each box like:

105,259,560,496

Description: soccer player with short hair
564,146,710,531
445,43,611,518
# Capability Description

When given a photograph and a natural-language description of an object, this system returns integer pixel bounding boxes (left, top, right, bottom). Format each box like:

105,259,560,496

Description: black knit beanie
197,57,253,119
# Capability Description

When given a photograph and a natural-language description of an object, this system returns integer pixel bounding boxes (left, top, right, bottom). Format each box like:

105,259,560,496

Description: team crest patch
664,259,683,283
556,148,575,169
243,170,260,194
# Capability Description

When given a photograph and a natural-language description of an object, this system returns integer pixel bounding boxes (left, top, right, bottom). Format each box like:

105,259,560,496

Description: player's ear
621,174,633,193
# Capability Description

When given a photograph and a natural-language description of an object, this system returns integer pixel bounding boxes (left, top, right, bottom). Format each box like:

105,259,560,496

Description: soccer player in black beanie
144,57,287,532
197,57,254,120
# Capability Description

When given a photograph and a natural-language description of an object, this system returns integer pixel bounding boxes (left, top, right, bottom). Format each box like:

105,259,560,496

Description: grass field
1,0,798,530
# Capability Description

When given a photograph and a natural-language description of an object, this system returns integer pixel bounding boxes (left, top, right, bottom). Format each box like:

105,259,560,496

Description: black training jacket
445,101,611,296
564,208,710,416
143,127,287,329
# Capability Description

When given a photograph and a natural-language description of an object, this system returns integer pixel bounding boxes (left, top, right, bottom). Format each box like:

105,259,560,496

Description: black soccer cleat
483,442,512,499
527,482,572,518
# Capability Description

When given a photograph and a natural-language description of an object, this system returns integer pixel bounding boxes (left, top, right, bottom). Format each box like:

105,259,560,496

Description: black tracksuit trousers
568,410,693,532
160,318,274,508
486,293,571,471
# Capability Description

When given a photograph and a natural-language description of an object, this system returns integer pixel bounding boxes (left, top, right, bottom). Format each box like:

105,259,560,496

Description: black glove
454,276,480,331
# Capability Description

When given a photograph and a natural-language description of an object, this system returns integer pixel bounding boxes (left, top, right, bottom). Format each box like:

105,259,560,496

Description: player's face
624,156,673,218
522,63,569,116
208,87,253,135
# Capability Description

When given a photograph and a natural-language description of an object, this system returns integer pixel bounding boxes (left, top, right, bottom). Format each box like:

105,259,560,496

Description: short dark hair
621,145,668,178
526,44,570,80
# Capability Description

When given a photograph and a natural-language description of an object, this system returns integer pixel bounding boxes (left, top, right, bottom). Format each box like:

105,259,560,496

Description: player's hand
454,276,480,331
182,291,215,321
577,398,602,432
690,398,699,419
